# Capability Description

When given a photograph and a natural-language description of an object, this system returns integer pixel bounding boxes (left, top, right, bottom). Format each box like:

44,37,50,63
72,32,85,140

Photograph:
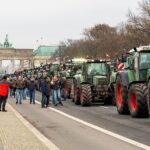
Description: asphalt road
8,92,150,150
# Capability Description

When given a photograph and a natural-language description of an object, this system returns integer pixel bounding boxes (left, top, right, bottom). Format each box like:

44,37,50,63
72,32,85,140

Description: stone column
11,59,15,73
20,60,24,70
30,59,34,69
0,60,2,69
0,60,2,74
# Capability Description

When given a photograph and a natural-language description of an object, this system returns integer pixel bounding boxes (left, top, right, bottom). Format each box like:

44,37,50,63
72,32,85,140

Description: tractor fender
116,71,129,87
81,82,91,85
128,81,145,89
66,77,73,79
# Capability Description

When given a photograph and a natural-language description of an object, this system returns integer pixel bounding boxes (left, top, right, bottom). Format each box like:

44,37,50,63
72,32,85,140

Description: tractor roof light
67,60,72,63
72,58,87,62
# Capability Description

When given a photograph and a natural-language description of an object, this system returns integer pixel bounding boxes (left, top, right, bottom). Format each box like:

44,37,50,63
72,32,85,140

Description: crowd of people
0,74,68,112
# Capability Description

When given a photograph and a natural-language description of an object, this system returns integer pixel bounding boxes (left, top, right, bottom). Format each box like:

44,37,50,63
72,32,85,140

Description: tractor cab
63,58,86,78
125,47,150,82
138,50,150,81
82,61,110,86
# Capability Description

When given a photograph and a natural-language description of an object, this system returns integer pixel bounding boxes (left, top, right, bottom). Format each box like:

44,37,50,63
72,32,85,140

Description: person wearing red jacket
0,76,10,112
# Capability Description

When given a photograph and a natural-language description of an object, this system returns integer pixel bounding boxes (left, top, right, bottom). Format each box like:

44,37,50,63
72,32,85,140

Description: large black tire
128,84,149,118
74,87,80,105
148,81,150,115
67,79,73,99
80,84,92,106
112,84,116,105
106,83,116,105
115,76,129,114
71,84,75,102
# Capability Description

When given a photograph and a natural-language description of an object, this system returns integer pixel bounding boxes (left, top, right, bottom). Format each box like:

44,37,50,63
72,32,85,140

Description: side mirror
114,67,118,72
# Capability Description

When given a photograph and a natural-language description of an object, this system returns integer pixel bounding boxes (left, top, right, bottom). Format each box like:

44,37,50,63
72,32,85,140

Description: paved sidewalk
0,103,50,150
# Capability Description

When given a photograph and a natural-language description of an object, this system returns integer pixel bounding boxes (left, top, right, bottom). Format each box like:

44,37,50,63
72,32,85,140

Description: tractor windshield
139,52,150,69
87,63,107,76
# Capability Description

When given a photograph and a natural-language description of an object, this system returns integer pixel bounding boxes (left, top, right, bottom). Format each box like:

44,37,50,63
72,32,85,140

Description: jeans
23,88,28,99
61,88,67,101
46,95,50,106
16,89,24,104
41,92,47,107
26,88,29,97
0,96,8,110
29,90,35,103
52,89,61,105
12,88,16,98
9,88,14,97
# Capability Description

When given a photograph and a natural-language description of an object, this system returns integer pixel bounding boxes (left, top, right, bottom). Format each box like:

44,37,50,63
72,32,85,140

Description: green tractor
72,60,112,106
62,60,86,99
115,46,150,118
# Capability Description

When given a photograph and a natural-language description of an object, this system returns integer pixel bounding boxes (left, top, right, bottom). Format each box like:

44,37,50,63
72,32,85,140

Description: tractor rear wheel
116,76,129,114
66,78,73,99
71,84,75,102
80,84,92,106
128,84,149,118
148,81,150,114
107,83,116,105
74,87,80,105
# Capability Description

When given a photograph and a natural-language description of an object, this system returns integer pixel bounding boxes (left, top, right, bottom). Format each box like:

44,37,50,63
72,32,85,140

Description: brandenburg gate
0,35,33,74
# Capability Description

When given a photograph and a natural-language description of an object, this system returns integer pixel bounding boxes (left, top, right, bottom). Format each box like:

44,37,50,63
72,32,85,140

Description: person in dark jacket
51,75,63,106
23,77,28,100
15,76,25,104
45,77,51,107
28,77,38,104
9,79,13,97
0,76,10,112
60,76,67,101
12,77,17,98
40,77,47,108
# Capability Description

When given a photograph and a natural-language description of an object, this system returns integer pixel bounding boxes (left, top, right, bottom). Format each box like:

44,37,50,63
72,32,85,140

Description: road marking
104,106,109,109
8,103,60,150
35,100,150,150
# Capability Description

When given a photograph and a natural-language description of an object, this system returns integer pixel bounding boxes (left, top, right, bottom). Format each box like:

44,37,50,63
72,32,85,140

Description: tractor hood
93,76,108,86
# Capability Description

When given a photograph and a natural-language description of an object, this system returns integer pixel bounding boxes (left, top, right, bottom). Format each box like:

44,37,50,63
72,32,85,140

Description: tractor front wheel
66,78,73,99
80,84,92,106
128,84,149,118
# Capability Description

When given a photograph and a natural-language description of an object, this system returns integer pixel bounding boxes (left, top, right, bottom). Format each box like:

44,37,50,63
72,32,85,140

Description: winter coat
60,78,67,89
15,80,25,89
0,80,10,96
28,81,37,91
40,79,47,93
52,80,61,90
46,81,51,96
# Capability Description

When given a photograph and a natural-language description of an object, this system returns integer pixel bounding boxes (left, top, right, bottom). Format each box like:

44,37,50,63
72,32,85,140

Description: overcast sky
0,0,140,49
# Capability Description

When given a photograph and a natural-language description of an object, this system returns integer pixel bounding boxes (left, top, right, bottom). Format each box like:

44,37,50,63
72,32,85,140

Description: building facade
33,45,58,67
0,35,33,74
